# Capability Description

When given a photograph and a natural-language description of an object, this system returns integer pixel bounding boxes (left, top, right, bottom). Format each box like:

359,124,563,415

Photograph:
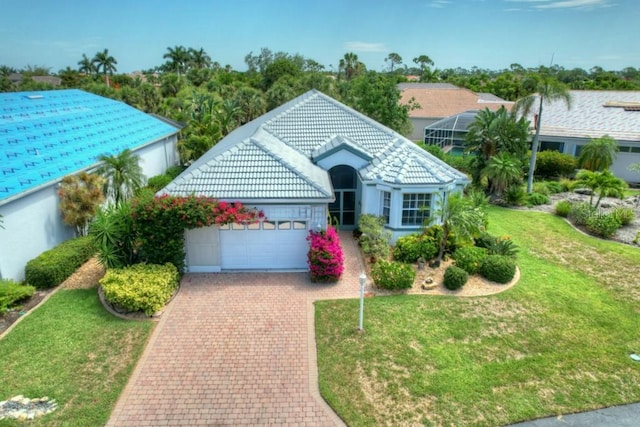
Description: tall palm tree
189,47,212,69
97,149,144,205
92,49,118,87
163,45,190,78
338,52,364,81
515,75,572,193
578,135,619,171
77,53,96,75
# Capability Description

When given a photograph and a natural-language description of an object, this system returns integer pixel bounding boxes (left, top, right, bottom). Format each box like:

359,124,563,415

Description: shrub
420,143,445,160
558,178,577,192
585,212,622,238
475,232,498,249
357,214,391,261
165,165,185,179
146,174,173,193
555,200,572,217
480,255,517,284
545,181,566,194
0,279,36,313
100,263,179,316
527,192,550,206
611,206,635,226
488,237,519,258
307,227,344,282
532,182,551,196
570,202,595,226
504,185,527,206
25,236,96,289
453,246,487,275
443,266,468,290
534,150,577,179
371,260,416,290
393,233,438,263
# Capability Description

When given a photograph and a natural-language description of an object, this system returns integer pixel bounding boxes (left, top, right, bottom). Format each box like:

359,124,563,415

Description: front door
329,165,357,229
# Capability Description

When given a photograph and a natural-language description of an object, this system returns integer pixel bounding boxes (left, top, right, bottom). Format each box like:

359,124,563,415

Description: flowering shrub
307,226,344,282
131,193,261,271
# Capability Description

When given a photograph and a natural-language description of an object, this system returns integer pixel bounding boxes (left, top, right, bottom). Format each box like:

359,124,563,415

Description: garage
184,206,320,272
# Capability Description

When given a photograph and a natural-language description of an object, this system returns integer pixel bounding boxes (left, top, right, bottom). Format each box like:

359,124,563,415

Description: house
519,90,640,183
398,83,514,141
0,89,181,281
161,90,469,272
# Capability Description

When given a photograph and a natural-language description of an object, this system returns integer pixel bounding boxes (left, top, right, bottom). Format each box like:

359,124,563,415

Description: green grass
0,289,154,426
316,207,640,426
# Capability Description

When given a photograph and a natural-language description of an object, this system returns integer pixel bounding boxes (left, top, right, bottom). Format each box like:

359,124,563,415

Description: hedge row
24,236,96,289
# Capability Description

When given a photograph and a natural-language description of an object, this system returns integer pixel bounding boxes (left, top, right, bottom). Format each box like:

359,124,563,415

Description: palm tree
433,193,487,266
163,45,190,78
483,153,523,196
189,47,212,69
575,169,627,209
92,49,118,87
338,52,364,81
578,135,619,171
77,54,96,75
515,74,572,193
97,149,144,205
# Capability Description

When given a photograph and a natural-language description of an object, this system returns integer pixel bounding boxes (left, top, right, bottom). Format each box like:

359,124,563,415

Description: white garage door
219,219,310,270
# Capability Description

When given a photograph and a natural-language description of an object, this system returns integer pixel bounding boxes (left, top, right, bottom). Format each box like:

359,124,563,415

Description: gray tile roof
162,90,469,202
527,90,640,142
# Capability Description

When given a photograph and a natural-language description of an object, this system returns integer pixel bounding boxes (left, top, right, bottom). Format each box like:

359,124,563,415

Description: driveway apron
107,232,365,426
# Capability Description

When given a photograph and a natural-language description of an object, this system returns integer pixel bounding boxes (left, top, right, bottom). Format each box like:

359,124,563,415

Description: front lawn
316,207,640,426
0,289,154,426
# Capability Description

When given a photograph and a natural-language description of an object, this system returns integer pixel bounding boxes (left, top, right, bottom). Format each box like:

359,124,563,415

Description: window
539,141,565,152
381,191,391,224
402,193,431,226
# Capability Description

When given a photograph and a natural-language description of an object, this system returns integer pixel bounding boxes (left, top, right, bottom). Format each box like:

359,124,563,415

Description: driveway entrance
107,233,365,426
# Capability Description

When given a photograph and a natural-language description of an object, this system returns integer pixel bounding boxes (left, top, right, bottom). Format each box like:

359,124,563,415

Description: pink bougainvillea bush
307,226,344,282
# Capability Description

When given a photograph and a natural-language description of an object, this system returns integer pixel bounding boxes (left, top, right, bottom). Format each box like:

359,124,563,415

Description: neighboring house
8,73,62,87
398,83,514,141
0,89,181,281
161,90,469,273
519,90,640,183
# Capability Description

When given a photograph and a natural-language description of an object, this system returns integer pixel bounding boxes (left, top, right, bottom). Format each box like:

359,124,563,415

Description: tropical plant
482,153,523,196
188,47,211,69
554,200,572,217
578,135,619,171
526,192,550,206
338,52,365,81
92,49,118,87
58,172,105,236
570,202,596,226
357,214,391,262
89,202,138,268
432,192,488,265
97,149,145,205
575,169,627,208
611,206,635,226
77,53,96,75
163,45,191,78
515,74,572,192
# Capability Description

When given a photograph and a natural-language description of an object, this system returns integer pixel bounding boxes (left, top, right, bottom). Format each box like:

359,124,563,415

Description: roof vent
25,95,44,100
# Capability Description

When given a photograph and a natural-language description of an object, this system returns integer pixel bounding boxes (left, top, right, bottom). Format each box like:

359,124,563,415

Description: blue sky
1,0,637,74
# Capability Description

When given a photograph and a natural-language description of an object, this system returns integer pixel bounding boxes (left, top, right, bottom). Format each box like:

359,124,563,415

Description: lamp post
358,272,366,331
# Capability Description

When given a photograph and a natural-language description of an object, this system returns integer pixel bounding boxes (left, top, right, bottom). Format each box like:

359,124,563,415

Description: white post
358,272,366,331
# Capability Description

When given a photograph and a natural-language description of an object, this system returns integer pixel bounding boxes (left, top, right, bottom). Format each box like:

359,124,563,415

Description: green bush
532,182,551,196
475,231,497,249
25,236,96,289
371,260,416,290
420,143,445,160
555,200,572,217
570,202,596,226
100,263,179,316
0,279,36,313
480,255,517,284
534,151,577,179
453,246,487,275
585,212,622,238
393,233,438,263
527,192,550,206
544,181,566,194
488,237,519,258
443,266,469,290
146,174,173,193
504,185,527,206
357,214,391,261
611,206,635,226
165,165,185,179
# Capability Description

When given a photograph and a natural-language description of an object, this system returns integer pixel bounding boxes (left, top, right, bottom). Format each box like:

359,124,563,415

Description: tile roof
399,84,514,119
0,89,179,204
525,90,640,142
162,90,469,202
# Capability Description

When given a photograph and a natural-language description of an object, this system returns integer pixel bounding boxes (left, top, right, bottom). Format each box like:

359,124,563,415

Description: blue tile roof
0,89,179,204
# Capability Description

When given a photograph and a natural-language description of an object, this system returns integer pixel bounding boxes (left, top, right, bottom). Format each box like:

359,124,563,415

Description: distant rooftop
0,89,179,204
398,83,514,119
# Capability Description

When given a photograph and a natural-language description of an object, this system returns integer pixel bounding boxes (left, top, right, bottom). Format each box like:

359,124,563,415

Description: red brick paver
107,232,368,426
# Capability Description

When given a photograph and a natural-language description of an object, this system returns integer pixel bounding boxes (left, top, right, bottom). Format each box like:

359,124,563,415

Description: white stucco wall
0,134,179,282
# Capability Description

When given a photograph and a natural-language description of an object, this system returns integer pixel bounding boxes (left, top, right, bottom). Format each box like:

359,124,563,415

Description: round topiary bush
443,265,468,290
479,255,516,284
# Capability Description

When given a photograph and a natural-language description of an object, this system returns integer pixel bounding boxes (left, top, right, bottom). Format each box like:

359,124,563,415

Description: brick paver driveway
107,233,367,426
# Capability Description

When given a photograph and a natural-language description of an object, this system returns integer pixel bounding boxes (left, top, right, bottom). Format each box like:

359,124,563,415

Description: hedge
24,236,96,289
